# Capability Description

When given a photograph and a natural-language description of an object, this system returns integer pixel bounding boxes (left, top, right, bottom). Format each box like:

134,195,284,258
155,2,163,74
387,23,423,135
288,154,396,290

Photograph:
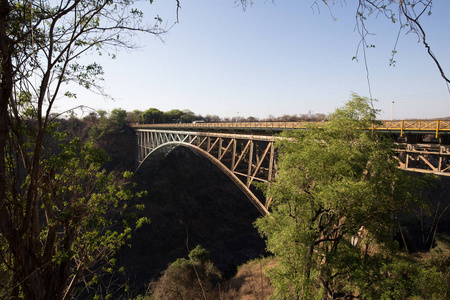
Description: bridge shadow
118,146,267,292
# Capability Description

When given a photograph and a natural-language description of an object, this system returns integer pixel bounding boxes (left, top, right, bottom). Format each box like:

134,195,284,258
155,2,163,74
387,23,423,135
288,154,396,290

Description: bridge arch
135,125,450,217
135,130,276,215
137,141,269,215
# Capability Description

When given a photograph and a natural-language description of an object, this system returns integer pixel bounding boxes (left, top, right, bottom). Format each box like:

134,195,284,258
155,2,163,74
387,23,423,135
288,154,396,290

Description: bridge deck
132,120,450,137
134,123,450,214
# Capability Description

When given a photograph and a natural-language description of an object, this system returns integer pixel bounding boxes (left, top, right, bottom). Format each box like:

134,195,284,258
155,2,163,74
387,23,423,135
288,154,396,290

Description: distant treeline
78,107,328,125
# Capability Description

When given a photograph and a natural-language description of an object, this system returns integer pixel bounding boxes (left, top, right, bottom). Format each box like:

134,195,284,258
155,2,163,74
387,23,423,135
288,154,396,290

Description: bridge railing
374,120,450,137
131,120,450,136
132,121,312,130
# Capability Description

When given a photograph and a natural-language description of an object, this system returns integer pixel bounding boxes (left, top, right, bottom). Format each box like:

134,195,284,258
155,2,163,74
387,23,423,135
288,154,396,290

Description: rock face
119,146,267,289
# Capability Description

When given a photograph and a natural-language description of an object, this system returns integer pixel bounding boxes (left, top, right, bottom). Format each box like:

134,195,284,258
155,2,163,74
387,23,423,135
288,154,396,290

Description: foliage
88,108,129,141
165,109,185,123
127,109,144,124
150,245,222,300
255,94,444,299
139,108,202,124
180,109,199,123
110,108,128,129
0,0,161,298
1,128,148,299
140,108,166,124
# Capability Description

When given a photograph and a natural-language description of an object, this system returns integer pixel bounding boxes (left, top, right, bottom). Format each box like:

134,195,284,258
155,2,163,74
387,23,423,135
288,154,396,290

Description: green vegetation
72,106,329,130
141,249,275,300
87,108,130,141
139,108,200,124
0,123,149,299
150,245,222,300
255,94,448,299
1,101,446,299
0,0,160,298
1,0,447,297
122,107,327,124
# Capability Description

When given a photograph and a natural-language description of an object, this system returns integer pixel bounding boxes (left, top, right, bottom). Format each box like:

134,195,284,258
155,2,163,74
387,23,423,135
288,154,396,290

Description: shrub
150,245,222,299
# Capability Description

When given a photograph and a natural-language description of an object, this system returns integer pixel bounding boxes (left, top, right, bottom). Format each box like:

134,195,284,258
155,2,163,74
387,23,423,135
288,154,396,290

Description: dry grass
217,257,277,300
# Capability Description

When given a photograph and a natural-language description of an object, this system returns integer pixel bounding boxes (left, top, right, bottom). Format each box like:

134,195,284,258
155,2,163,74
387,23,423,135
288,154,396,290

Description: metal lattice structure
134,122,450,214
394,143,450,175
133,120,450,137
136,129,275,215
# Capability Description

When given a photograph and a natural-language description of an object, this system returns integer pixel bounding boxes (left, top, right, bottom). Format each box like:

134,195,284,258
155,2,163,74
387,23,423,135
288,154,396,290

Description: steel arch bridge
134,121,450,215
136,129,275,215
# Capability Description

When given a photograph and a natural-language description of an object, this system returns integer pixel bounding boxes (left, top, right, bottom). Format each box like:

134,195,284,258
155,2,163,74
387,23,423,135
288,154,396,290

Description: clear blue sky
58,0,450,120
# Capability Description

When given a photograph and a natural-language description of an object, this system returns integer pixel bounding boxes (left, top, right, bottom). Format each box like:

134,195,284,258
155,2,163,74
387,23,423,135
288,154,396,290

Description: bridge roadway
132,121,450,215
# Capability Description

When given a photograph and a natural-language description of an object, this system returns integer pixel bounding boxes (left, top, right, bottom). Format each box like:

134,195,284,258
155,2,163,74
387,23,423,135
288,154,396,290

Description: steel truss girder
136,130,450,215
136,129,275,215
394,143,450,176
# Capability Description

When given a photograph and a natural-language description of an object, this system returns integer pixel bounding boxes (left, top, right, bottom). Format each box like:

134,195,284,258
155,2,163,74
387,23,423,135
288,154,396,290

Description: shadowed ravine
118,146,267,289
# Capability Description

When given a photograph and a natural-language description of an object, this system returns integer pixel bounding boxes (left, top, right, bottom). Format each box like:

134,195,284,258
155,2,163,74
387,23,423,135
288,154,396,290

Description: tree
165,109,184,123
140,108,165,124
1,133,148,299
205,114,221,122
255,94,446,299
239,0,449,86
97,110,108,119
83,111,99,123
181,109,198,123
246,116,259,122
150,245,222,300
110,108,128,128
0,0,163,298
127,109,143,124
278,114,298,122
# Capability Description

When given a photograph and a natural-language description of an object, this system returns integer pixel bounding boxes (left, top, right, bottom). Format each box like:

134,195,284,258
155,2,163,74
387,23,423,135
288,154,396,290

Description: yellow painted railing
132,120,450,137
373,120,450,137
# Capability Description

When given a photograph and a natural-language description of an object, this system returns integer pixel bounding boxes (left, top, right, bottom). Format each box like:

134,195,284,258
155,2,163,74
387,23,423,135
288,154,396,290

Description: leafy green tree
110,108,128,128
181,109,198,123
255,94,445,299
1,128,148,299
140,108,165,124
151,245,222,300
127,109,143,124
88,108,129,141
0,0,164,298
83,111,99,123
98,110,108,119
165,109,184,123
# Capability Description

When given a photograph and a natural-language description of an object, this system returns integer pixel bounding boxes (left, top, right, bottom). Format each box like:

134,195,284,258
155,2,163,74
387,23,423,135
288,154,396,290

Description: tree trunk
0,0,12,233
